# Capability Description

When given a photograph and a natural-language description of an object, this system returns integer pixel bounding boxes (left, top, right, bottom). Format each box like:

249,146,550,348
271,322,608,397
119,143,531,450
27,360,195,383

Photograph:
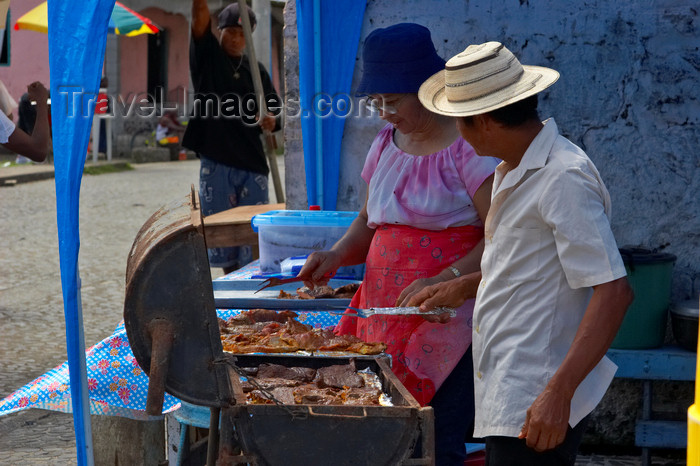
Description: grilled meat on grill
220,314,387,355
256,363,316,382
314,364,364,389
275,283,360,300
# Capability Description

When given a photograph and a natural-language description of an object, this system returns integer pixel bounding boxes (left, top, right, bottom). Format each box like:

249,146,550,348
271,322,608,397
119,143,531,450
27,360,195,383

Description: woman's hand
296,250,342,288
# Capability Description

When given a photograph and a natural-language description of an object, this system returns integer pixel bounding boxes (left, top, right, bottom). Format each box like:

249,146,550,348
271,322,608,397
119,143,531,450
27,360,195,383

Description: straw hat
418,41,560,117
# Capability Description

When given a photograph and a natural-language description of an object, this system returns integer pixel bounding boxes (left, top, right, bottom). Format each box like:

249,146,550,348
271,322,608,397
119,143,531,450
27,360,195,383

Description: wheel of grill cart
173,401,216,466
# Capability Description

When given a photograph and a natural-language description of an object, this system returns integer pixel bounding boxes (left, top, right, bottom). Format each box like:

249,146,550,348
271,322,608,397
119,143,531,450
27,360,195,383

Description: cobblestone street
0,160,202,463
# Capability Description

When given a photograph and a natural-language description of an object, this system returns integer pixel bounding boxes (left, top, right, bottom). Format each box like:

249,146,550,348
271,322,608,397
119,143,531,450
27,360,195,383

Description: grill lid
124,187,234,413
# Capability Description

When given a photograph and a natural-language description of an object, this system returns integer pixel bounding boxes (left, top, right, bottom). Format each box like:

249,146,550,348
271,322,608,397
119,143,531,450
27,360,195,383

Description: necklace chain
232,55,243,79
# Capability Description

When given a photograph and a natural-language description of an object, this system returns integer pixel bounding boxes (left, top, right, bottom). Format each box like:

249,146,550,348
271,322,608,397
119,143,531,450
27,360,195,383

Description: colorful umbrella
14,1,159,36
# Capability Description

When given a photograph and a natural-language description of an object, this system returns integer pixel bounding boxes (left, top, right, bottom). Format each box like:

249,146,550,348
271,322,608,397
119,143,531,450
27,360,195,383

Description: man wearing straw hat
413,42,634,464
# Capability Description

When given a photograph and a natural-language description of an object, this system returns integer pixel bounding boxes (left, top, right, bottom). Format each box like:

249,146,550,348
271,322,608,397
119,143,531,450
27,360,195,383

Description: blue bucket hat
356,23,446,96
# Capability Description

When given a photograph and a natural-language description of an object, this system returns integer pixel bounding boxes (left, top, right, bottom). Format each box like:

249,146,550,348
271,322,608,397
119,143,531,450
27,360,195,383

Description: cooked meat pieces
286,328,336,351
317,334,387,355
243,377,305,391
274,283,359,300
296,285,336,299
293,386,344,405
333,283,360,298
277,289,296,299
222,330,301,353
229,309,298,324
220,321,280,337
281,318,312,335
344,341,389,355
241,363,385,406
256,363,316,382
247,385,383,406
248,386,297,405
314,364,364,389
219,311,387,355
341,386,383,406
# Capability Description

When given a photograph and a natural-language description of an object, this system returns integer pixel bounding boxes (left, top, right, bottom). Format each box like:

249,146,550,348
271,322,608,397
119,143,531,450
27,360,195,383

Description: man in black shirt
183,0,281,274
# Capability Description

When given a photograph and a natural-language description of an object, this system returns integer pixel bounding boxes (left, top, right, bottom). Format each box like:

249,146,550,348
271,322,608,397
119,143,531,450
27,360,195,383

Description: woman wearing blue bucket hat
298,23,500,465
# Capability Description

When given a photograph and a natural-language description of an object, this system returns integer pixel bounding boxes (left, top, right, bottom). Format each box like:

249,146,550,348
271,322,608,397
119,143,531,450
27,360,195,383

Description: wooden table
202,203,284,248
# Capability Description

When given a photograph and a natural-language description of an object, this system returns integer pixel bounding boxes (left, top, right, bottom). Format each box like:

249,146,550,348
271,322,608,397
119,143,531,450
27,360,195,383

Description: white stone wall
284,0,700,301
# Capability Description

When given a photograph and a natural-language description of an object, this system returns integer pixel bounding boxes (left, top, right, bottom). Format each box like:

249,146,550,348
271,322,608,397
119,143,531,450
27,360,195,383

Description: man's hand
259,113,276,132
395,276,442,307
518,385,571,451
518,277,634,451
406,272,481,312
395,276,452,322
517,276,633,451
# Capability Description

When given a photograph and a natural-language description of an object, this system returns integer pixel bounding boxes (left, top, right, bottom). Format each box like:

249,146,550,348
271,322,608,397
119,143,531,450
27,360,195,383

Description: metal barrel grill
123,190,435,465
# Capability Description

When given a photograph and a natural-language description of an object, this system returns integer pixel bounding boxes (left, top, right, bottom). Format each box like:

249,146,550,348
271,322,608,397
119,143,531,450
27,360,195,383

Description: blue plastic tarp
48,0,116,464
296,0,366,210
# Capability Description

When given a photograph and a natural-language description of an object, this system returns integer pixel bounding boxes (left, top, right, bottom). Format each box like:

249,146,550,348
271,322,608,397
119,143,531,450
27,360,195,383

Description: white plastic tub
251,210,360,274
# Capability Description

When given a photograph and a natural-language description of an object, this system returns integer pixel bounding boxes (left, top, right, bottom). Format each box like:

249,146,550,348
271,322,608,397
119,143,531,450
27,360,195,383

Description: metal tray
222,348,390,360
218,354,434,466
212,278,360,310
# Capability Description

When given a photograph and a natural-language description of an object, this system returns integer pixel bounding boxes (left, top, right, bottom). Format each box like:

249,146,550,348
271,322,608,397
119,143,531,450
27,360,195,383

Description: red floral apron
336,224,483,405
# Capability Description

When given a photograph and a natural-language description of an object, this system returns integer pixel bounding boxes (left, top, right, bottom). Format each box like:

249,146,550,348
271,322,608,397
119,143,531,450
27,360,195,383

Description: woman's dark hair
461,94,539,127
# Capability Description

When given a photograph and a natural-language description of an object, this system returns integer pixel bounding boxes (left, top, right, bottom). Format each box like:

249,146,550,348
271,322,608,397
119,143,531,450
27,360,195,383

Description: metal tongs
254,275,305,294
254,271,337,294
338,306,456,319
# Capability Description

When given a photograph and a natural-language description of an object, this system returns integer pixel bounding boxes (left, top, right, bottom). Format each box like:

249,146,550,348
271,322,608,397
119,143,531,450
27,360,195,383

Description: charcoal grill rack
123,189,435,465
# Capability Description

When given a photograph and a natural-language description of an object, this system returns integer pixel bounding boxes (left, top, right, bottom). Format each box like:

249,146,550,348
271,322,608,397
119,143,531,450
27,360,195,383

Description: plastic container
610,247,677,349
280,255,364,280
671,300,699,352
251,210,359,274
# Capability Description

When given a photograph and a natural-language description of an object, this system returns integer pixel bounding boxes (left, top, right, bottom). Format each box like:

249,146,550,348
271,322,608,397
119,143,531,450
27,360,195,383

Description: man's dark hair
462,94,539,127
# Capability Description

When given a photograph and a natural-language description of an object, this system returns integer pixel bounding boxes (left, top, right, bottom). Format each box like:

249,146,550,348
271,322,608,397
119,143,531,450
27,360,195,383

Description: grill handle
146,319,175,416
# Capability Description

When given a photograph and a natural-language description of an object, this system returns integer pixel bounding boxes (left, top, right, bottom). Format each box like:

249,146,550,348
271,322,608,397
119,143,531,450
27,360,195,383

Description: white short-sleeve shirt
472,118,627,438
0,110,16,144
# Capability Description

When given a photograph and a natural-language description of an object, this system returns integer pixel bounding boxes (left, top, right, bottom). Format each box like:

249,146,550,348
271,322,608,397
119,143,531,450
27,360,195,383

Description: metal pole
236,0,284,204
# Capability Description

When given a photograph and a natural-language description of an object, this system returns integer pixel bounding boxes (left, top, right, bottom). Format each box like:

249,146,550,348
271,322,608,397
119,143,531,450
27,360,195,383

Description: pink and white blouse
362,124,500,230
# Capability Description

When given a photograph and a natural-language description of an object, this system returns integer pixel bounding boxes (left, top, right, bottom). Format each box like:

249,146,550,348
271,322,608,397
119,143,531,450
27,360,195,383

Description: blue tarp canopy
296,0,366,210
48,0,116,464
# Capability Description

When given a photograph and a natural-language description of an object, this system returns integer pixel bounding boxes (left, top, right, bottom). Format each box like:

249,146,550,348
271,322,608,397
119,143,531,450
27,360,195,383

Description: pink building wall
2,2,279,120
0,2,190,115
0,0,50,112
119,7,189,107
